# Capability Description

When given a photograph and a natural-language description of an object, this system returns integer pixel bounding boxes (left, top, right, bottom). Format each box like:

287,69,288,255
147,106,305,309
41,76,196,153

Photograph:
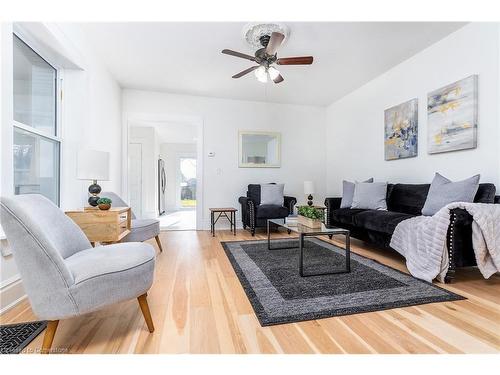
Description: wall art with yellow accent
384,98,418,160
427,75,478,154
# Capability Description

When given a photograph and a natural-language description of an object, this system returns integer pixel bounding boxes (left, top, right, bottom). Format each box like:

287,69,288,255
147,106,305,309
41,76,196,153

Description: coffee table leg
233,211,236,235
345,232,351,272
267,220,270,249
299,234,304,277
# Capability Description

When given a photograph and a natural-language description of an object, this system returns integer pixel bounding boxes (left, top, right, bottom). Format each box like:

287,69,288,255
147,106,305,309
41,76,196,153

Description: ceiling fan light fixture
268,66,280,80
254,66,268,83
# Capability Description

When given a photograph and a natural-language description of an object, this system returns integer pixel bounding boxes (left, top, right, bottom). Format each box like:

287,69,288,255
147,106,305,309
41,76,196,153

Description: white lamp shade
77,150,110,181
304,181,315,195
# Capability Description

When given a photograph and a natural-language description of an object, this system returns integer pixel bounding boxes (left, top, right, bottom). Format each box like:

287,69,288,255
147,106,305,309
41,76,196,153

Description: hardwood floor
1,229,499,354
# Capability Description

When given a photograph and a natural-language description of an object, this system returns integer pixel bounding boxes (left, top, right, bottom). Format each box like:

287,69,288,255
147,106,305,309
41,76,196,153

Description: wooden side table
209,207,237,237
65,207,132,245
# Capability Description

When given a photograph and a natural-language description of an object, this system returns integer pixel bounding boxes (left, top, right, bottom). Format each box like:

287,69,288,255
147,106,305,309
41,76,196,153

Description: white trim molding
0,274,27,315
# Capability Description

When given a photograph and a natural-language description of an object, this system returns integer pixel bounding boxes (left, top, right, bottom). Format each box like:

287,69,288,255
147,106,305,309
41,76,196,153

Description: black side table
209,207,237,237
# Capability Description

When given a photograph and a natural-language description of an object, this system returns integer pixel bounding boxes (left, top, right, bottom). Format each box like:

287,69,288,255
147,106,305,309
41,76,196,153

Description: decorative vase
98,203,111,210
297,215,322,229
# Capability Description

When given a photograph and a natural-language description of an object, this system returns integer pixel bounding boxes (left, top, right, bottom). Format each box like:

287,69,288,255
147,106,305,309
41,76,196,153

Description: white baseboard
0,275,27,315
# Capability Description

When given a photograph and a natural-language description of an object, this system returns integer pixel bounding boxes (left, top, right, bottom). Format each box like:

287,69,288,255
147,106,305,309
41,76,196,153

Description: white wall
326,23,500,195
0,23,122,313
123,89,327,229
160,142,197,212
129,126,159,218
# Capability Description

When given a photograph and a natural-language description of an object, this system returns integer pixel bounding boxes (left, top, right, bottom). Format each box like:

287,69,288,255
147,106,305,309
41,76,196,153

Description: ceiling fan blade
277,56,314,65
222,49,256,62
232,66,259,78
272,73,284,84
265,32,285,55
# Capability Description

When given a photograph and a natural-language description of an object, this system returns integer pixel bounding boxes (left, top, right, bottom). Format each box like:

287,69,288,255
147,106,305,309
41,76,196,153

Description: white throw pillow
260,184,284,206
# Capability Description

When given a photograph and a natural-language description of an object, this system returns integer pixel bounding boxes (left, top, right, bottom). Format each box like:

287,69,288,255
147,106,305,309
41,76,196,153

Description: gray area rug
221,238,464,326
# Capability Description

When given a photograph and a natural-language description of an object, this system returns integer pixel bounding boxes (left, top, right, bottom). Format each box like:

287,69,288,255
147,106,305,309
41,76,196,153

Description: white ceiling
80,22,466,106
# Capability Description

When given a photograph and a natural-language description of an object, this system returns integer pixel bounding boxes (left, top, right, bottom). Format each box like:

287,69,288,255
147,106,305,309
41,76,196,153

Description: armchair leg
154,235,163,252
41,320,59,354
137,293,155,333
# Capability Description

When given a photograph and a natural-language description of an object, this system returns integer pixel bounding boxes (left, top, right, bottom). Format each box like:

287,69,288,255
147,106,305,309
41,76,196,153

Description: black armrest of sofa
324,197,342,226
284,196,297,214
445,198,500,282
238,196,256,230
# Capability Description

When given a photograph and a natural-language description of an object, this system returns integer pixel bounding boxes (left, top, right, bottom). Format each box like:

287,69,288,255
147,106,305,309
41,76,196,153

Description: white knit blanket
390,202,500,282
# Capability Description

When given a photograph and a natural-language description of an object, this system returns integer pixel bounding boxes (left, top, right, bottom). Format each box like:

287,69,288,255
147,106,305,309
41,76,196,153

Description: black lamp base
88,180,101,207
307,194,314,206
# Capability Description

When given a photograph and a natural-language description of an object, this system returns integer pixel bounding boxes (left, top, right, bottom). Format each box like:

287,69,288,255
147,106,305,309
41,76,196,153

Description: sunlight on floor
158,210,196,230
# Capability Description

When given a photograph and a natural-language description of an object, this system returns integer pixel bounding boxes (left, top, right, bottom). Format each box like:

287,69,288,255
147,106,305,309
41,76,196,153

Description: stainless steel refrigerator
158,158,166,216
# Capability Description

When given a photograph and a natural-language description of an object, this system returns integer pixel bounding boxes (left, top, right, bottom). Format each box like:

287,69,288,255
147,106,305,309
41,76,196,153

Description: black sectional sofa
325,183,499,282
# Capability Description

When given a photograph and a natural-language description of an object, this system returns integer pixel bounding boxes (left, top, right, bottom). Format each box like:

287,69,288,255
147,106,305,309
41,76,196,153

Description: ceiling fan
221,31,313,84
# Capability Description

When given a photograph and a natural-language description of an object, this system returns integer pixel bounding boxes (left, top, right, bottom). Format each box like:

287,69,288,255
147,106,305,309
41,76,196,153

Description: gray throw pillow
260,183,284,206
351,182,388,210
340,178,374,208
421,173,480,216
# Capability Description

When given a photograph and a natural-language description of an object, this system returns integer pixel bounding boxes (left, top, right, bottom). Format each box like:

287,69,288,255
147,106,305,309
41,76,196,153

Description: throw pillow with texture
421,173,480,216
260,183,285,206
351,182,388,210
340,178,374,208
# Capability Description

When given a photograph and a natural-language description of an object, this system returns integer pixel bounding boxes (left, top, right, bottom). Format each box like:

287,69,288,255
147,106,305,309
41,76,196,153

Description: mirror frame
238,130,281,168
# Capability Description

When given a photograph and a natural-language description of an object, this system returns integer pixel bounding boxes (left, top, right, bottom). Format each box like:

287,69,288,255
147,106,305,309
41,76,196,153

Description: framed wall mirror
238,131,281,168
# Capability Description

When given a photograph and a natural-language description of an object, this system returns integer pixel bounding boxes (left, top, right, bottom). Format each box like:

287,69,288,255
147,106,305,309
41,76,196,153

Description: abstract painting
384,98,418,160
427,75,478,154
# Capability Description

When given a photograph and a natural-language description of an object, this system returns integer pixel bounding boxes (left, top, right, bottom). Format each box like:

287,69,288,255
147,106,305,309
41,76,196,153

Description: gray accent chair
100,192,163,252
0,194,156,354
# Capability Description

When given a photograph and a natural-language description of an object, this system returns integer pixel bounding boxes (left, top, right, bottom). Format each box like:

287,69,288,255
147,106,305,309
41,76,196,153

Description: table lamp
77,150,110,207
304,181,315,206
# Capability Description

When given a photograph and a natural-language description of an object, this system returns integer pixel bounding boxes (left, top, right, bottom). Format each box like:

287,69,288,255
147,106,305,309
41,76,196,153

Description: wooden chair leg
137,293,155,333
41,320,59,354
154,235,163,252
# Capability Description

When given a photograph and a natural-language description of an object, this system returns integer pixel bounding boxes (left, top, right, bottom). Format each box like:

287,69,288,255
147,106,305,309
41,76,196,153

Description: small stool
209,208,237,237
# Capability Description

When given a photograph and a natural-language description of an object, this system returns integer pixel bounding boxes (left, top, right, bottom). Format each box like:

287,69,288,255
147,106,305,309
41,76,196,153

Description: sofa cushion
122,218,160,242
256,204,289,219
354,210,415,235
340,178,373,208
474,183,496,203
422,173,480,216
351,182,388,210
261,183,284,206
387,184,430,215
247,184,261,205
330,208,366,226
65,242,155,285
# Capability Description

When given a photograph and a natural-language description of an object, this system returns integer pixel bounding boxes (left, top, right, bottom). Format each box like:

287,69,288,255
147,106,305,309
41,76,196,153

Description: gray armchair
101,192,163,252
0,194,156,354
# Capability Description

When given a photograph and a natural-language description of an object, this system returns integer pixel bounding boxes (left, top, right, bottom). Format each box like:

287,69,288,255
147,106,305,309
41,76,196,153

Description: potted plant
97,197,112,210
297,205,323,229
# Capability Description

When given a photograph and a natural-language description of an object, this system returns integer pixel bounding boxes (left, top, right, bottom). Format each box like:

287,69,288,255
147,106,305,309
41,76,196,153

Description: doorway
126,118,200,231
128,143,142,217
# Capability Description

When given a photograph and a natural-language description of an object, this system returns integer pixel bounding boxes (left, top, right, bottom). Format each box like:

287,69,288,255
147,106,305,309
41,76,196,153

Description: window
13,34,60,205
179,158,196,208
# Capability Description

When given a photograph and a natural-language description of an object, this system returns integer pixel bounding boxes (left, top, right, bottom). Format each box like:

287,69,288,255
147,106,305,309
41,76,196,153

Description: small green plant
97,197,112,205
297,205,322,220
